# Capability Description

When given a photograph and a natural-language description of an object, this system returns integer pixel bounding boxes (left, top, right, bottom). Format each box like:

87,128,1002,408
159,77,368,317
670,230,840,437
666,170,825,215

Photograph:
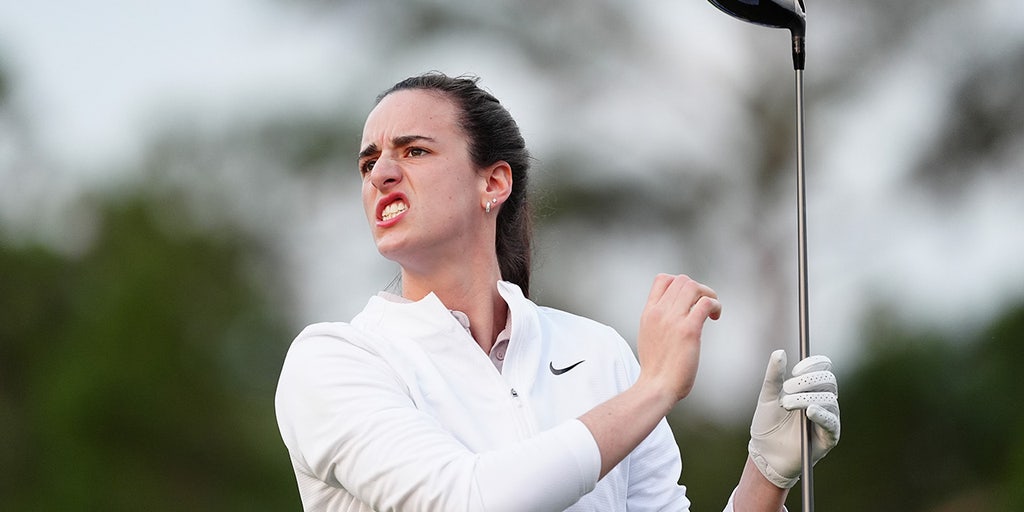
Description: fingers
645,273,675,309
757,349,788,403
637,274,720,401
783,370,838,395
780,391,838,411
679,279,720,319
782,354,839,412
792,354,832,375
646,274,721,321
807,403,841,444
693,295,723,321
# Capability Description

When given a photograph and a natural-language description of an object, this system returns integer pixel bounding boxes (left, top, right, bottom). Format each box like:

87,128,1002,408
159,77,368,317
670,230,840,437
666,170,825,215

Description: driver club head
707,0,806,36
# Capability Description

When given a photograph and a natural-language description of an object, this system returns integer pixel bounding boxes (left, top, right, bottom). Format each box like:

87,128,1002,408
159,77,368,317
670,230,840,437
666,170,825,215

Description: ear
480,160,513,204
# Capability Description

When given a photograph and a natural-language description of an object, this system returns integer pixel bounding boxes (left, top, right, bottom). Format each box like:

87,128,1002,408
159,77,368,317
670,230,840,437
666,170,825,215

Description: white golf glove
748,349,841,488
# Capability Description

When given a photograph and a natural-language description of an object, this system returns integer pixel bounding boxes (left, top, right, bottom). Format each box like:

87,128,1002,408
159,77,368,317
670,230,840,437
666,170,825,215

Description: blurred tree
914,44,1024,195
2,0,1022,509
666,301,1024,512
0,193,297,511
273,0,1024,356
799,302,1024,511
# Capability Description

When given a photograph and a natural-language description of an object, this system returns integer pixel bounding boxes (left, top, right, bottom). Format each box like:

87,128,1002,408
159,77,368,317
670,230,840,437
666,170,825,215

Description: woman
275,72,840,511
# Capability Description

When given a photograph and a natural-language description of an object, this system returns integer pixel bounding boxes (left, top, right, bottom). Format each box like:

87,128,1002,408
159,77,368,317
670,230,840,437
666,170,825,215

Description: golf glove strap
748,350,841,488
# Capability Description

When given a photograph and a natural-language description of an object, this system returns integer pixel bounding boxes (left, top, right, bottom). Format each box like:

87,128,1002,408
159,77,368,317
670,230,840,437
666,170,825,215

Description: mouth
379,198,408,222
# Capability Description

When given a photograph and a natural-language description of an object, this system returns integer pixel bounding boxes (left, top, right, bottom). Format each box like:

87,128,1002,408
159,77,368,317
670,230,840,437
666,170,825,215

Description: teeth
381,200,408,221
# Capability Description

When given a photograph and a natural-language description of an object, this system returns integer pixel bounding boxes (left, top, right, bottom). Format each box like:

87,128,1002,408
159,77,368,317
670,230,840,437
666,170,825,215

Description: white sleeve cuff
564,418,602,490
475,419,601,512
722,487,789,512
723,489,736,512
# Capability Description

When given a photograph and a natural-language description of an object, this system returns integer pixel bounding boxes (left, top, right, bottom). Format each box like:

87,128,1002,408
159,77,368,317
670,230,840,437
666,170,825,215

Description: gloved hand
748,349,840,488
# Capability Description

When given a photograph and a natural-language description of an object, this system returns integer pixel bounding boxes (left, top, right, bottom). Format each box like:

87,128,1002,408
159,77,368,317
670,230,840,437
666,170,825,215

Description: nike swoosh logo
549,360,585,375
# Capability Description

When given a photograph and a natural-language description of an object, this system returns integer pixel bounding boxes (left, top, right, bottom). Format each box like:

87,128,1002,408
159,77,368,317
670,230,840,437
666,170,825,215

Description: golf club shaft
795,68,814,512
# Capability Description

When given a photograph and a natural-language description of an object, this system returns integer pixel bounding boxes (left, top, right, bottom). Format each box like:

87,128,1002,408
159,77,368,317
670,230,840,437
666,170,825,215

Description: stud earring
485,198,497,213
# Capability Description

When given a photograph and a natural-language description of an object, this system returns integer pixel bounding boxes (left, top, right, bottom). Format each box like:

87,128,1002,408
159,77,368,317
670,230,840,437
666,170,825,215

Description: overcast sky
2,0,1022,420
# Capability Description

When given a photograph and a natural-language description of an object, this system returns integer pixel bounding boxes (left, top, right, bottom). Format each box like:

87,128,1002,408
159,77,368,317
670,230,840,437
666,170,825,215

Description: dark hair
376,72,534,297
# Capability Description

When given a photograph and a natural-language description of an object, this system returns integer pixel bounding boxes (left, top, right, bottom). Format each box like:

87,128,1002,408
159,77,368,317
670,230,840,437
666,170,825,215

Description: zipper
446,311,535,439
508,385,539,441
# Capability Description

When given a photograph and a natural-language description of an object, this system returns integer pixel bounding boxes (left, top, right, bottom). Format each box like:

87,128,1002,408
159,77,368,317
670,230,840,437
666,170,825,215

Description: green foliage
2,167,1021,512
666,303,1024,512
670,416,750,509
800,305,1024,511
0,196,297,511
2,2,1021,509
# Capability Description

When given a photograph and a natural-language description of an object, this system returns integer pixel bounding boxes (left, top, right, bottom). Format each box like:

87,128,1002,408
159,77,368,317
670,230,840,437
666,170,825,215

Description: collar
352,281,539,359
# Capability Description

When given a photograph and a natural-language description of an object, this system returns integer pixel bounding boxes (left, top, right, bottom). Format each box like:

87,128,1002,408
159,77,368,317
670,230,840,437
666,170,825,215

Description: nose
369,156,402,191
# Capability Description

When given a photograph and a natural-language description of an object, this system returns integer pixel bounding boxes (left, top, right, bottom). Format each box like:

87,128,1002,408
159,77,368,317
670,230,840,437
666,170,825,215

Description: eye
407,147,428,157
360,159,376,176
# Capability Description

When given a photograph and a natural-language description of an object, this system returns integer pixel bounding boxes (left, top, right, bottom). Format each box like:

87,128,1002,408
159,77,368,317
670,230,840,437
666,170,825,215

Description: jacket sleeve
612,331,691,511
720,489,788,512
275,324,601,512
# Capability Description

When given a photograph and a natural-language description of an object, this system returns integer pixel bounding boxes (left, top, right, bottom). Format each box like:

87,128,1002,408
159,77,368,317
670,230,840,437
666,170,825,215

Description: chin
373,238,407,263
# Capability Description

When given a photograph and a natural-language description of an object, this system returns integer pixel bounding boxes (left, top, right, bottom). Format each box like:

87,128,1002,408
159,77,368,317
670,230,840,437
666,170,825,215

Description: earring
485,198,497,213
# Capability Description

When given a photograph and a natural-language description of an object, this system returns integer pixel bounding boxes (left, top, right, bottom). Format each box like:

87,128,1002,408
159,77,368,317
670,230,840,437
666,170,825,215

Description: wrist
632,373,681,416
748,438,800,489
578,374,679,479
734,455,789,511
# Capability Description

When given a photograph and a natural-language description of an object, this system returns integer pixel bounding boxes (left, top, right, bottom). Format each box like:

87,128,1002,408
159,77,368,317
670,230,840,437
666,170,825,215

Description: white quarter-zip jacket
275,281,697,511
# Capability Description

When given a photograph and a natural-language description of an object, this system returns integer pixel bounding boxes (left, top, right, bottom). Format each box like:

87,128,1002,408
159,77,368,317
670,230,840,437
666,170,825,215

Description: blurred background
1,0,1022,510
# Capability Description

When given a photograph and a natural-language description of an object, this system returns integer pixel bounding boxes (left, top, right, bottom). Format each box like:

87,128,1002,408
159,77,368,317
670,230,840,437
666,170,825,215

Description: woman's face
359,89,487,271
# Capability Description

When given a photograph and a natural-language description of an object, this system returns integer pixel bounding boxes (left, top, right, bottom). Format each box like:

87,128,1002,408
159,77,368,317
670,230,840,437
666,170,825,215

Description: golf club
704,1,814,511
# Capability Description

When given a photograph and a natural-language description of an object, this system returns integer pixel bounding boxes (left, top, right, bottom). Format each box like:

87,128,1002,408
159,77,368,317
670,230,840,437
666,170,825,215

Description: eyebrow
358,134,436,160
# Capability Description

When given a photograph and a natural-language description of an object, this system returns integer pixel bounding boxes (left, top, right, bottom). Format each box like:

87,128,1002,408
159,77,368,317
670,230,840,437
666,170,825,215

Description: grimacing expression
359,89,489,269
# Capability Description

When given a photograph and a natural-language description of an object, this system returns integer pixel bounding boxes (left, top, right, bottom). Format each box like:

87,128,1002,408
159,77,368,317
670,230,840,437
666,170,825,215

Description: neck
400,263,507,354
